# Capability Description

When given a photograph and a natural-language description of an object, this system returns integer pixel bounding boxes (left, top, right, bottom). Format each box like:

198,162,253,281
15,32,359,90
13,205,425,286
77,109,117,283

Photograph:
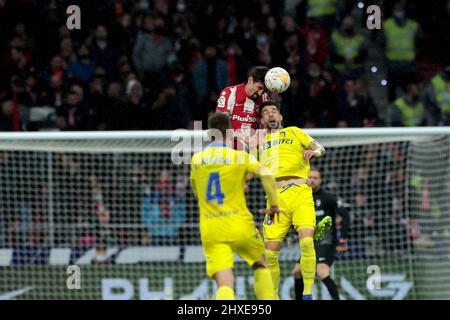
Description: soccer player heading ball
216,66,270,149
257,100,330,300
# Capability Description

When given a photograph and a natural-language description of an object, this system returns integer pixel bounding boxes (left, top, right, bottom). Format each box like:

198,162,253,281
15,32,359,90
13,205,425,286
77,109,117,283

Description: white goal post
0,127,449,300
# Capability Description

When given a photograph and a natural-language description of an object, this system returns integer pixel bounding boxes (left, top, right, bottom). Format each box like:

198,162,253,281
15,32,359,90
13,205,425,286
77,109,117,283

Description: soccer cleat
314,216,332,240
303,294,313,300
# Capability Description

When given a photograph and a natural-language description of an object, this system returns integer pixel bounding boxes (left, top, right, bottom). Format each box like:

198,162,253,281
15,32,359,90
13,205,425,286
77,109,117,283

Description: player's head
208,112,231,143
259,100,283,130
246,66,269,100
308,167,322,192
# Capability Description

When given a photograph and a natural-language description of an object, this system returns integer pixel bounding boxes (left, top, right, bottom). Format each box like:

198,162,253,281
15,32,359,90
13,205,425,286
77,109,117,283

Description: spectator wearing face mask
423,64,450,125
330,16,367,79
390,78,426,127
382,0,423,102
336,77,378,128
299,62,336,127
132,14,173,91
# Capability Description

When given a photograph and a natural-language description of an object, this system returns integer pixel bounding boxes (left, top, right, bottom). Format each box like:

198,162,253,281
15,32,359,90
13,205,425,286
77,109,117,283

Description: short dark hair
248,66,269,84
259,100,281,114
310,167,321,174
208,112,231,138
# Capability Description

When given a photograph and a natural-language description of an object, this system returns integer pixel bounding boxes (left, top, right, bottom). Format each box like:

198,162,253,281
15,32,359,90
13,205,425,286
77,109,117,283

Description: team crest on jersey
316,199,321,207
218,96,225,108
280,131,286,137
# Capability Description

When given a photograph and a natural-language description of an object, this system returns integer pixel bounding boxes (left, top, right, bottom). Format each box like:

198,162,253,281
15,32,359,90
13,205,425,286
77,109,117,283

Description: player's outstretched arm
304,140,326,160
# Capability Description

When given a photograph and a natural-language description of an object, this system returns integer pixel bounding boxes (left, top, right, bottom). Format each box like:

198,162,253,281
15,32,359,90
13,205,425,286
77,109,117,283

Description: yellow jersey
258,126,315,179
190,143,261,242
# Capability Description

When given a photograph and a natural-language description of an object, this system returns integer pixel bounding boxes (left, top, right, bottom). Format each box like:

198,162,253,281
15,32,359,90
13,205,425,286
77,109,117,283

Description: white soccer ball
264,67,291,93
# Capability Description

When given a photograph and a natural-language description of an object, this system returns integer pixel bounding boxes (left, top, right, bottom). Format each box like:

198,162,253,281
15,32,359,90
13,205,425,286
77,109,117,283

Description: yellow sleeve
292,127,314,148
244,153,278,207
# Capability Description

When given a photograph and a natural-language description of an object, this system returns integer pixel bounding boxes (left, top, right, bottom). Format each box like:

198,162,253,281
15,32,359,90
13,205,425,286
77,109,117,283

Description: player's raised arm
304,140,326,160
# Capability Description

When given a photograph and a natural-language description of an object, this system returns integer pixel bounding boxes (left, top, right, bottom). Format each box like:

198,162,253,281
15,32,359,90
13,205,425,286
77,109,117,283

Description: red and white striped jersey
216,83,270,132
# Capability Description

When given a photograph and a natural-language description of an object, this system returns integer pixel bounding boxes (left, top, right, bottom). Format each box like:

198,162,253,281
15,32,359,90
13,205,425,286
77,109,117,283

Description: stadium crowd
1,0,450,131
1,0,450,264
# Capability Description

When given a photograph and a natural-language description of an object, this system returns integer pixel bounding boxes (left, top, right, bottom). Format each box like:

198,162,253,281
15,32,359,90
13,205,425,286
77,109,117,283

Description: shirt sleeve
189,155,198,198
292,127,315,148
216,88,231,113
246,152,261,173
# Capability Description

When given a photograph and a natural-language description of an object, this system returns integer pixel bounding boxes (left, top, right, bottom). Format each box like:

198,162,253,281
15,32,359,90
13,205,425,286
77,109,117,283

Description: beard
264,119,280,130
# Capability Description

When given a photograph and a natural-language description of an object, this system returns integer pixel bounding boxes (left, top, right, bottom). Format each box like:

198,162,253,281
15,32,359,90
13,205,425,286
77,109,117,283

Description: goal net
0,128,449,300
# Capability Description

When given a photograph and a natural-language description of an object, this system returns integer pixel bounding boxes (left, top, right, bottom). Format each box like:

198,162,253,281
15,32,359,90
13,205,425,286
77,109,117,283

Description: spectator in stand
305,0,338,33
96,80,124,130
330,16,367,79
12,22,35,55
132,14,173,91
141,169,186,245
42,75,64,108
110,79,147,130
274,32,302,80
192,44,229,122
225,40,249,85
351,191,378,256
336,77,379,127
423,64,450,125
0,100,15,131
390,79,426,127
255,30,272,66
147,83,190,130
299,62,336,127
110,13,135,56
89,25,119,78
382,0,423,102
299,12,329,68
40,54,67,84
68,45,96,84
24,73,40,106
56,84,96,131
59,38,76,64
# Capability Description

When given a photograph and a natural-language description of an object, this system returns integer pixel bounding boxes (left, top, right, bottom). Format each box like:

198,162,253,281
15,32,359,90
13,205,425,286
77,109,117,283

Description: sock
265,250,280,299
254,268,275,300
322,276,340,300
294,277,304,300
299,237,316,296
215,286,235,300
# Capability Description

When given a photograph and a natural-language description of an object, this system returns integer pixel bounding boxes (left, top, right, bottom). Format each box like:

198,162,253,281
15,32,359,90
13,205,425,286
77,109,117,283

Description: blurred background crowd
1,0,450,132
1,0,450,263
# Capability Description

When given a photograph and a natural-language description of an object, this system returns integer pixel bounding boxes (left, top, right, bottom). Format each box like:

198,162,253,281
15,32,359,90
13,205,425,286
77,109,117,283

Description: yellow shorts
202,229,266,278
263,183,316,242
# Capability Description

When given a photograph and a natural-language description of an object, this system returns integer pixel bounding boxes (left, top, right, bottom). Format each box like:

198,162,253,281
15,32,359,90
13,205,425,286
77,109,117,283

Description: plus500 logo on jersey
231,114,257,123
